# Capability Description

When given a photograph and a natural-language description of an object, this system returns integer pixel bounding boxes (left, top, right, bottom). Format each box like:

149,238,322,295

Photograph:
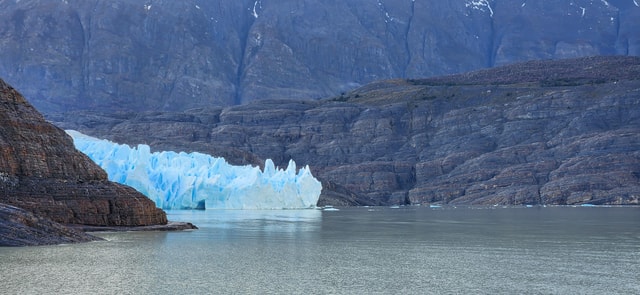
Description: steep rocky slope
54,56,640,206
1,0,639,114
0,78,167,226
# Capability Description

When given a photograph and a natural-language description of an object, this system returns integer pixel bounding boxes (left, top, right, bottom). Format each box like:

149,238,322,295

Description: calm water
1,206,639,294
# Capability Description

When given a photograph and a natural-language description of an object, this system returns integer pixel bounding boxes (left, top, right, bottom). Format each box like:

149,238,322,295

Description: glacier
66,130,322,210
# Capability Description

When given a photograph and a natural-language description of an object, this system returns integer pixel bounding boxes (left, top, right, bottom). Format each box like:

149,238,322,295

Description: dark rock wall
0,78,167,226
55,57,640,206
0,0,639,113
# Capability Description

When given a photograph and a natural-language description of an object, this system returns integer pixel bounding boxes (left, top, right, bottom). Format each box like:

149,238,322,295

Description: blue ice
66,130,322,210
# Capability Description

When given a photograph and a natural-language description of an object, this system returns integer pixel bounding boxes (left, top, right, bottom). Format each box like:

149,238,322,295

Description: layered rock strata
53,56,640,206
0,78,167,226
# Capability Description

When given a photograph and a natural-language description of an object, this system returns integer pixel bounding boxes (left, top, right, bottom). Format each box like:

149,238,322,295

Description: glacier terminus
66,130,322,210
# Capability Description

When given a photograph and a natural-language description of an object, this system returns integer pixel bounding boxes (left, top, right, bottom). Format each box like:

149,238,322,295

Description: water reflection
166,209,322,241
2,207,639,294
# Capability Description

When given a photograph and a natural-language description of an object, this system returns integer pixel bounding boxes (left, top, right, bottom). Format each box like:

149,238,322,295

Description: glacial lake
1,206,639,294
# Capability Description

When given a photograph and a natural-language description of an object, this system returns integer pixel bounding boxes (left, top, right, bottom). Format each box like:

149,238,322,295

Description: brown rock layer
0,78,166,226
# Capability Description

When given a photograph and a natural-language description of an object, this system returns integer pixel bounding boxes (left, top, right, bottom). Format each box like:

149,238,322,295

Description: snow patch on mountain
466,0,494,17
251,0,262,18
377,0,395,23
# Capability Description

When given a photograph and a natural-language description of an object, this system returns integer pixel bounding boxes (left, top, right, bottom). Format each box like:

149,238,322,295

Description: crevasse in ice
66,130,322,210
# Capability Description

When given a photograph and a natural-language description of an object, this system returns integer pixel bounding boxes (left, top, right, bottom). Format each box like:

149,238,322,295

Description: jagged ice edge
66,130,322,210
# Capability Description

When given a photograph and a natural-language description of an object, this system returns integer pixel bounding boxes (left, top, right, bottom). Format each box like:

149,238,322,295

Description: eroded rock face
0,203,102,247
0,78,167,226
54,56,640,206
0,0,638,113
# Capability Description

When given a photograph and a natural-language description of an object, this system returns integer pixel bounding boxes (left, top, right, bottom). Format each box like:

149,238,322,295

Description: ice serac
66,130,322,210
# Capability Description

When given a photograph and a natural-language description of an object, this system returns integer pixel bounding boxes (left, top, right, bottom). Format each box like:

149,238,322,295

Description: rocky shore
0,203,102,246
68,221,198,233
0,202,197,246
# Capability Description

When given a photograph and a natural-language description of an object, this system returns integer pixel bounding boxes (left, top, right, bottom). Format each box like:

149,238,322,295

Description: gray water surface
1,206,639,294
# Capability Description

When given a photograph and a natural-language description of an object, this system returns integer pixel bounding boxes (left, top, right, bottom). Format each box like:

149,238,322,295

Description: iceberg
66,130,322,210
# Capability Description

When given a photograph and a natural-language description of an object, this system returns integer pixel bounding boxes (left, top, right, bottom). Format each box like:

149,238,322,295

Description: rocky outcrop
0,0,639,114
0,203,102,247
54,56,640,206
0,78,167,226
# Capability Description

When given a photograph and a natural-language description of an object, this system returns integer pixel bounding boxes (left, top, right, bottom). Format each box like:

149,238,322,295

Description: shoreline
67,221,198,233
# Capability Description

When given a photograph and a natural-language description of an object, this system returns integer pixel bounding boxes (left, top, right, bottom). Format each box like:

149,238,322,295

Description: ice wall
66,130,322,210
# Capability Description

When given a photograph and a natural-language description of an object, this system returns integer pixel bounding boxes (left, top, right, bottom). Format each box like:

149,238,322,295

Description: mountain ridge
53,56,640,206
1,0,639,114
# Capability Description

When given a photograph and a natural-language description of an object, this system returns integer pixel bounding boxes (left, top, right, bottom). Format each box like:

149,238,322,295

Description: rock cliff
0,78,167,226
1,0,639,114
54,56,640,206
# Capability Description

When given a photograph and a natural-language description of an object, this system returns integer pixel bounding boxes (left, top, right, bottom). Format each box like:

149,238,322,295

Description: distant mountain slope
53,56,640,206
413,55,640,86
1,0,639,114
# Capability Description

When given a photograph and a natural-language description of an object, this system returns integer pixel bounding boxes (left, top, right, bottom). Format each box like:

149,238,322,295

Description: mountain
53,56,640,206
1,0,639,114
0,78,167,226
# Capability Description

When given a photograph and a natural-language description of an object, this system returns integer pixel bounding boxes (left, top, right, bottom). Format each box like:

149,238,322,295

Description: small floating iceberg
322,206,340,211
